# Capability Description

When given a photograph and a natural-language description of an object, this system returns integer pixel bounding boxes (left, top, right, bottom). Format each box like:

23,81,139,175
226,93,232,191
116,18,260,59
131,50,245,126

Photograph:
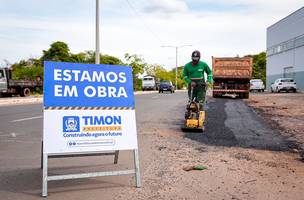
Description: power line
124,0,164,44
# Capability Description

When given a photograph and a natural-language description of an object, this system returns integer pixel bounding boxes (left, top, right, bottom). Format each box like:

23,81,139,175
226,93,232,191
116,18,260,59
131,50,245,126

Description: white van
142,75,157,91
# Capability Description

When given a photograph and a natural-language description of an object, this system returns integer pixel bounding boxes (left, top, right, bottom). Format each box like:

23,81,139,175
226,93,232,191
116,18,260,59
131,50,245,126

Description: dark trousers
188,82,206,111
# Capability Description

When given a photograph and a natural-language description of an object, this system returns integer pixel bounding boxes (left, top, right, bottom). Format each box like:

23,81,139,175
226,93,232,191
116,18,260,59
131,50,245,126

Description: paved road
185,96,291,151
0,91,292,199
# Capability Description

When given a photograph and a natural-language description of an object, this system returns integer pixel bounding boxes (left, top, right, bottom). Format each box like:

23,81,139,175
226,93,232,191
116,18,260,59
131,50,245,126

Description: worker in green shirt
183,50,212,110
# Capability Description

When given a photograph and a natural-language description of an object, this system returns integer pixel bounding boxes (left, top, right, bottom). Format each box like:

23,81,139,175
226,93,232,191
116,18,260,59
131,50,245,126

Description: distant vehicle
212,57,252,99
159,81,175,93
0,68,43,97
271,78,297,93
250,79,265,92
142,75,158,91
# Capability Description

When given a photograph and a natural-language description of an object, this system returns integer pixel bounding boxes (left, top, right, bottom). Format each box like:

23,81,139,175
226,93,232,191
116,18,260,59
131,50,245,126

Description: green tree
169,66,185,89
124,53,146,90
153,65,171,81
246,52,266,84
70,52,86,63
11,59,43,80
145,64,186,89
101,54,122,65
79,50,123,65
41,41,71,62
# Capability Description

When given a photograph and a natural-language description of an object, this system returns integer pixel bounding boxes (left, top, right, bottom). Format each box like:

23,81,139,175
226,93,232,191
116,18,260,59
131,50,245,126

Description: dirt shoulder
116,128,304,200
0,96,43,106
245,92,304,150
114,94,304,200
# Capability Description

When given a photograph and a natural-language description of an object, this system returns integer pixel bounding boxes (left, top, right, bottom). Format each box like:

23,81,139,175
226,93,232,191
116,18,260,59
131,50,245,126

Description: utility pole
175,47,178,89
95,0,100,64
161,45,192,89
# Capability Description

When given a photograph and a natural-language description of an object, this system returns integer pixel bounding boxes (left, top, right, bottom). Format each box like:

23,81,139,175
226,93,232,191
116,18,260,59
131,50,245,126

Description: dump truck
0,68,43,97
212,57,252,99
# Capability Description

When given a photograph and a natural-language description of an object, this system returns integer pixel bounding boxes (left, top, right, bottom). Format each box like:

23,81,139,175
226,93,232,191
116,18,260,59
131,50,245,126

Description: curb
0,90,188,106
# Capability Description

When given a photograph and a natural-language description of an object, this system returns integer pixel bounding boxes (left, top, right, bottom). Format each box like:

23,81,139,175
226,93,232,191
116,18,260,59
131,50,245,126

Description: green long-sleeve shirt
183,61,212,84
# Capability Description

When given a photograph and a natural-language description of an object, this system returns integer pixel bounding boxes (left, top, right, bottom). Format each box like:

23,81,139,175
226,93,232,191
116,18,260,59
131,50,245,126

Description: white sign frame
42,62,141,197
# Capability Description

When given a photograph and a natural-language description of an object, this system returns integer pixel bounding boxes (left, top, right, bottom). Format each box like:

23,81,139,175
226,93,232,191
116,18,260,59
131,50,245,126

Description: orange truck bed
212,57,252,79
212,57,253,99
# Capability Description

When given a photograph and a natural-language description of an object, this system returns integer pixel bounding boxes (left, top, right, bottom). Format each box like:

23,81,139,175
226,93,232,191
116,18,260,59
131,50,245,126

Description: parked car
271,78,297,93
159,81,175,93
250,79,265,92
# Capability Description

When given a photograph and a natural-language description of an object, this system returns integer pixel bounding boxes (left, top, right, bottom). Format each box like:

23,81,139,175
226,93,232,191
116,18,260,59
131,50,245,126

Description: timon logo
63,116,80,132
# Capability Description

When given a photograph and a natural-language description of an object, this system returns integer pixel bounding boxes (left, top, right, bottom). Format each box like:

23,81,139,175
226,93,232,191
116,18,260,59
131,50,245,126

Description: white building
266,7,304,90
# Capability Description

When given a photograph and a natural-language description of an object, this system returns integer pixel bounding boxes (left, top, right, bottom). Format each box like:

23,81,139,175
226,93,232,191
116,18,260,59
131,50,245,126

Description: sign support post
134,149,141,187
42,153,48,197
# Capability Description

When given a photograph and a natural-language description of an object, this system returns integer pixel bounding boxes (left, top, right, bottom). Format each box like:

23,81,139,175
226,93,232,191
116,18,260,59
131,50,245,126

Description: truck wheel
21,88,31,97
244,92,249,99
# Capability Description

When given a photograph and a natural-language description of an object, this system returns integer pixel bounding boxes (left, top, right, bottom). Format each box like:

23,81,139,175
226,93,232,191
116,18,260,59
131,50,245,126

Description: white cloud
144,0,188,13
0,1,303,70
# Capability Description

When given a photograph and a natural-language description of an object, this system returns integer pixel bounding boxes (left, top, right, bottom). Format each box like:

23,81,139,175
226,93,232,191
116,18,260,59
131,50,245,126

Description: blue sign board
44,61,135,108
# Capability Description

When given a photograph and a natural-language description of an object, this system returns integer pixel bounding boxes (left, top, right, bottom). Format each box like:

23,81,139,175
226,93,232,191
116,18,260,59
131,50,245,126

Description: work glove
191,81,196,88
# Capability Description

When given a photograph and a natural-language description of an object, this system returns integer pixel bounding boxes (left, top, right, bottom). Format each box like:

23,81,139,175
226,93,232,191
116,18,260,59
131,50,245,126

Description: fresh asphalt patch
183,97,293,151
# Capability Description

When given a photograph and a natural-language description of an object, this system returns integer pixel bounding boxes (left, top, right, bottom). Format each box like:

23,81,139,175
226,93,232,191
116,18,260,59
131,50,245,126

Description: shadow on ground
0,167,130,198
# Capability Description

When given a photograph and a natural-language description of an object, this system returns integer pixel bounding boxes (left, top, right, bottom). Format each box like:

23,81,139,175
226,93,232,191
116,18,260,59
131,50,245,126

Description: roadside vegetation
8,41,266,91
9,41,186,91
246,52,266,84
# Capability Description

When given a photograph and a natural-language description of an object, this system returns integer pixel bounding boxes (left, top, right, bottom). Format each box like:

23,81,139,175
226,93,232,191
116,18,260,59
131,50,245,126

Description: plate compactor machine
182,81,206,132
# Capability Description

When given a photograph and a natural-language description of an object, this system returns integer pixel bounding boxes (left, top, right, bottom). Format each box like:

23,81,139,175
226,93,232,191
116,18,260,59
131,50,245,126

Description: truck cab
0,67,43,97
0,68,9,95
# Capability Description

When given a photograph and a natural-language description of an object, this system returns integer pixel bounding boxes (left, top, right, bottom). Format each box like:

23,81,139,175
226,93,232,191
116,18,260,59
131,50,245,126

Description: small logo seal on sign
63,116,80,132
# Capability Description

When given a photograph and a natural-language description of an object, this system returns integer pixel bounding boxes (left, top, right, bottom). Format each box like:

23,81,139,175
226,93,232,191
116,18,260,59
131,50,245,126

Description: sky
0,0,303,69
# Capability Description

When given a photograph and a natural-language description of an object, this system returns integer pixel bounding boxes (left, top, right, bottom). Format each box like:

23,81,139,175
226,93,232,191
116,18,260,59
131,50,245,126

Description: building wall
266,7,304,91
267,7,304,47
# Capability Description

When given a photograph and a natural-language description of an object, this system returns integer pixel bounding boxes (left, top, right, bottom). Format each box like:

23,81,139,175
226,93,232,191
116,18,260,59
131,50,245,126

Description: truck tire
243,92,249,99
20,88,31,97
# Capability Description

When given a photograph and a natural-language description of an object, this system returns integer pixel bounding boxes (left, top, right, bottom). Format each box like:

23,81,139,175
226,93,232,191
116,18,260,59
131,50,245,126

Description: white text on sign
53,69,128,98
